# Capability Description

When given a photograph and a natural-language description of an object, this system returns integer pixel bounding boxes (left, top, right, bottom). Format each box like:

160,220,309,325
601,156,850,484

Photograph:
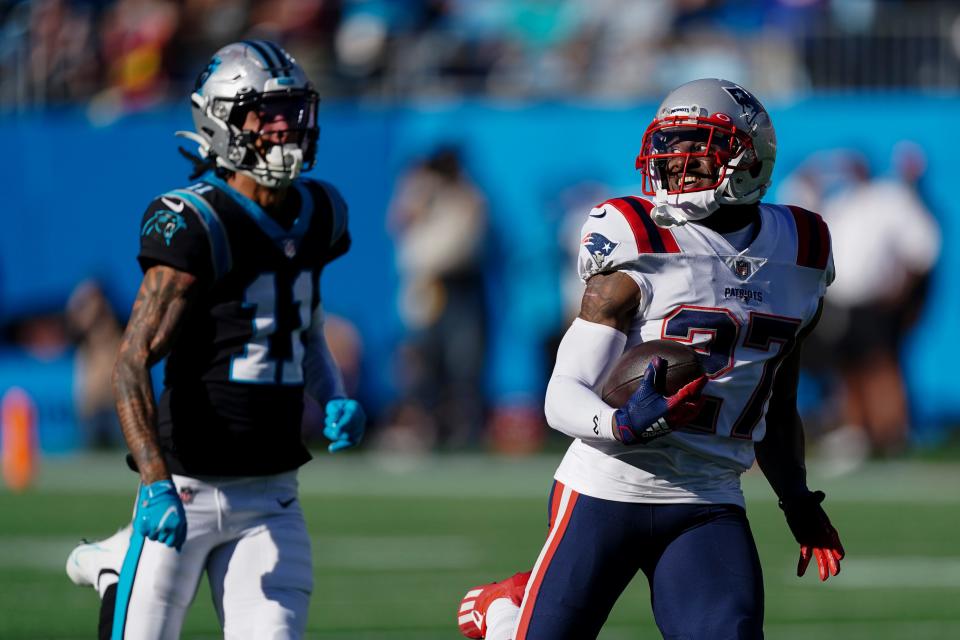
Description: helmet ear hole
749,161,763,178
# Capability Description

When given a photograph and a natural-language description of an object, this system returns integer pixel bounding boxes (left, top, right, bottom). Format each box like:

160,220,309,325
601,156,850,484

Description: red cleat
457,570,531,639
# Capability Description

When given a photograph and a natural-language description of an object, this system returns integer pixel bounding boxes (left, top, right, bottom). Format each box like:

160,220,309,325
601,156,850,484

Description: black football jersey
137,174,350,476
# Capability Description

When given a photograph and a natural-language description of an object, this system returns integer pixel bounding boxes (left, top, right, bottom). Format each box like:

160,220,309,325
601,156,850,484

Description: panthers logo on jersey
141,209,187,246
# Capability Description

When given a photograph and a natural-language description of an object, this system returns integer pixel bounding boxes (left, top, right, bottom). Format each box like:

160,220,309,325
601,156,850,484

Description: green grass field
2,453,959,639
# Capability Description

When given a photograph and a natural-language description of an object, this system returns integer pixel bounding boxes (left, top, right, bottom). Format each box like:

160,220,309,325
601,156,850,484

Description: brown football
601,340,705,406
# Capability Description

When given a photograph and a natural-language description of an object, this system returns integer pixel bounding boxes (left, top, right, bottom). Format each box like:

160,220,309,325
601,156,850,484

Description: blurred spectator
165,0,250,88
246,0,342,96
0,0,99,106
7,311,69,361
385,146,488,449
3,0,958,107
486,401,546,456
816,152,941,470
892,140,929,197
65,280,123,449
88,0,180,121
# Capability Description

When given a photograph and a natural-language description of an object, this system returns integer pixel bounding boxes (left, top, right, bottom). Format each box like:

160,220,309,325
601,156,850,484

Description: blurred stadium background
1,0,960,638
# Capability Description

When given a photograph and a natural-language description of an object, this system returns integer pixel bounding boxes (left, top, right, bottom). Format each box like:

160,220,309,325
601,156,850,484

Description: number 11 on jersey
230,271,313,384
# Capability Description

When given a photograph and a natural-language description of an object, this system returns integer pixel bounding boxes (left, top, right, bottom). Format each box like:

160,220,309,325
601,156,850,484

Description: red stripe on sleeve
813,214,831,270
624,196,680,253
658,226,680,253
789,205,831,269
515,488,580,640
788,205,812,267
604,198,655,253
603,197,680,254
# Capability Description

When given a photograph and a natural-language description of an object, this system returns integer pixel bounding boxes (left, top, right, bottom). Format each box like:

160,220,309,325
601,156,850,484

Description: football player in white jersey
458,78,844,640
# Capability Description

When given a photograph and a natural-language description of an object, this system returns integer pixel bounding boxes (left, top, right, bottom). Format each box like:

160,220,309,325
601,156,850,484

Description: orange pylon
1,387,38,492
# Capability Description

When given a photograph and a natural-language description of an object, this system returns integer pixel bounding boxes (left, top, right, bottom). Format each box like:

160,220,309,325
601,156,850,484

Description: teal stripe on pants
111,529,146,639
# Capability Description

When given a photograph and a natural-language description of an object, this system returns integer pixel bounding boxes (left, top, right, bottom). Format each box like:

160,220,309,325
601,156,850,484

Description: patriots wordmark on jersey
556,195,832,506
137,174,350,476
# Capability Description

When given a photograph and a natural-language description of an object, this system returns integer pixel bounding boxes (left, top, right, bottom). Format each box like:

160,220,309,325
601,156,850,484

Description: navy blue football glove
324,398,366,453
613,357,707,445
135,480,187,551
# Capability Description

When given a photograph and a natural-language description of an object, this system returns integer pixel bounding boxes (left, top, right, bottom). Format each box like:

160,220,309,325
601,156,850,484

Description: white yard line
0,535,481,573
757,620,960,640
788,556,960,589
0,538,77,571
8,454,960,503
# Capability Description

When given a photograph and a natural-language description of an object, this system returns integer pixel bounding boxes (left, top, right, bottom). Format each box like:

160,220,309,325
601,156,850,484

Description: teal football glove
135,480,187,551
324,398,366,453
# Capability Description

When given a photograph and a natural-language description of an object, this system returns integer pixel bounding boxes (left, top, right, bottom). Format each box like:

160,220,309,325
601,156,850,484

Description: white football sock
485,597,521,640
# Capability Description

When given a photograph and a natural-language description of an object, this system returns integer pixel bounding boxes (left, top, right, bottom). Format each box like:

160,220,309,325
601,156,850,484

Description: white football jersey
554,195,833,506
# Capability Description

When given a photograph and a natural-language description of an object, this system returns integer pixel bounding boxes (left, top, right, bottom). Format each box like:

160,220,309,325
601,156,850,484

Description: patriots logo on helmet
722,84,764,126
582,232,620,269
142,210,187,246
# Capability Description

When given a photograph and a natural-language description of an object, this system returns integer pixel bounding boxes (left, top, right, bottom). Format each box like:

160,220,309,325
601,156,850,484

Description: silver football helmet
635,78,777,226
177,41,319,188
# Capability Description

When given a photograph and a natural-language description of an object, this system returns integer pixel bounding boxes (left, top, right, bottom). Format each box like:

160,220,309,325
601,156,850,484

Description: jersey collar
204,174,313,256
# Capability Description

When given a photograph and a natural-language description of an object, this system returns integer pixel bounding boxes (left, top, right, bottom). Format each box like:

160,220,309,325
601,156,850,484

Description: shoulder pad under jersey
785,205,834,286
577,195,680,282
299,178,350,253
138,185,232,282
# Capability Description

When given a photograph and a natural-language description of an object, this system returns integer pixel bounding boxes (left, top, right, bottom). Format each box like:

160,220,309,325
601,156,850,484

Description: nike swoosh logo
161,197,185,213
278,498,297,508
588,211,606,218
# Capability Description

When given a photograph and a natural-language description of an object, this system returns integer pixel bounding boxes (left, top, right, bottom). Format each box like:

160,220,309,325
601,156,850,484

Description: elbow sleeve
544,318,627,442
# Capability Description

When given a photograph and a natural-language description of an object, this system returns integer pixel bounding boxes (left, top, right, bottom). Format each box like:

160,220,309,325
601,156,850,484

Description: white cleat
66,525,132,589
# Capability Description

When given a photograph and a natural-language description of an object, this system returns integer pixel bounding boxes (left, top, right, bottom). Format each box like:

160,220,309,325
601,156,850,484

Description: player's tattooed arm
112,266,198,485
578,271,643,334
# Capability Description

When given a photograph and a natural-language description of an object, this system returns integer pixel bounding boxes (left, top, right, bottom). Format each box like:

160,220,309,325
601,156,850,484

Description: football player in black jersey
64,41,365,640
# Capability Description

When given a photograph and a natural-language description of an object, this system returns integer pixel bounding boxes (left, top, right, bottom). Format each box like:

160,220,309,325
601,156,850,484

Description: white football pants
112,471,312,640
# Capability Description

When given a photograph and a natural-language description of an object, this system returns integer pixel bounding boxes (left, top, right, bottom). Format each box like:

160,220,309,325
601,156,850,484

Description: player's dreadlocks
178,146,232,180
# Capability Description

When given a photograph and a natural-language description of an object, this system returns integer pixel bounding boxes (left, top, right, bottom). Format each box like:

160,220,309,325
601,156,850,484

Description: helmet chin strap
651,185,721,227
245,143,304,188
264,143,304,180
651,176,768,228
